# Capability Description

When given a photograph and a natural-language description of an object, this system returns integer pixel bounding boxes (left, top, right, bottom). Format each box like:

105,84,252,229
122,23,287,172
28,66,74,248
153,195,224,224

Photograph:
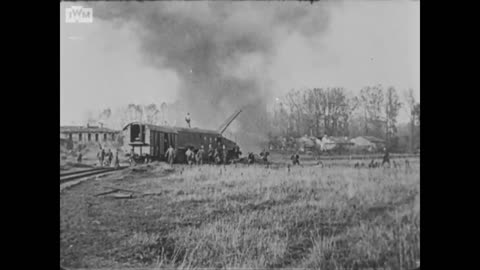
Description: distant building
320,136,354,151
350,136,385,152
60,124,119,144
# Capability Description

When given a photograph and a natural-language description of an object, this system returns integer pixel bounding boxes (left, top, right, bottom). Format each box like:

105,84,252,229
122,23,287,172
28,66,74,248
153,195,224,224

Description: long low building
60,124,120,143
350,136,385,151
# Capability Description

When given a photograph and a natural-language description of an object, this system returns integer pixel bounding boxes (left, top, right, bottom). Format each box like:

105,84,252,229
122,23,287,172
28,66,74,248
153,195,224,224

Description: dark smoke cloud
89,1,333,152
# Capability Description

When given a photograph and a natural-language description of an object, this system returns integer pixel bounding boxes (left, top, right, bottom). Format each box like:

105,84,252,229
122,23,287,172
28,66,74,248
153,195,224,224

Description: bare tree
404,88,420,152
284,89,305,136
385,87,402,146
323,87,351,136
358,85,385,138
143,104,161,125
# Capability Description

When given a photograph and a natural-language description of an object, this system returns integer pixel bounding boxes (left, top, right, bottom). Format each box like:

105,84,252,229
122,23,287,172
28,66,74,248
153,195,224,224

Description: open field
60,158,420,269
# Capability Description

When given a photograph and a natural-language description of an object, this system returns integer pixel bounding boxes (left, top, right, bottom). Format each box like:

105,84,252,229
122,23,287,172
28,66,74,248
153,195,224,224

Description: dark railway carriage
123,122,240,163
122,122,178,161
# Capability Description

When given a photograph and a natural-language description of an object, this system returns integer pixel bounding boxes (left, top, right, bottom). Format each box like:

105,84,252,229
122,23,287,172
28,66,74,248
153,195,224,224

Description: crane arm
217,109,242,135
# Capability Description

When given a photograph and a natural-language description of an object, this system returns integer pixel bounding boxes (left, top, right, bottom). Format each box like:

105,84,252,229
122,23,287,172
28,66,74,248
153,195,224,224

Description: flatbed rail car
123,120,241,164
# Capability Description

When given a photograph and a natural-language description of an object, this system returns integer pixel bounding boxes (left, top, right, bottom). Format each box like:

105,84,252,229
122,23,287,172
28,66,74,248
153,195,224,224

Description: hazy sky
60,1,419,126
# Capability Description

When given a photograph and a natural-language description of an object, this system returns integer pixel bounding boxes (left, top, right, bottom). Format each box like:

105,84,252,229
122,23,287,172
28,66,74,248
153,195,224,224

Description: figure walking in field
77,152,82,163
196,145,205,165
165,145,176,165
291,152,300,166
185,147,194,165
382,148,390,167
185,112,191,128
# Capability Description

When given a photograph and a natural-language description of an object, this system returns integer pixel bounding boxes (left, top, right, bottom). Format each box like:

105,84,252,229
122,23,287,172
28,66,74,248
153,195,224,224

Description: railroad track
60,167,125,184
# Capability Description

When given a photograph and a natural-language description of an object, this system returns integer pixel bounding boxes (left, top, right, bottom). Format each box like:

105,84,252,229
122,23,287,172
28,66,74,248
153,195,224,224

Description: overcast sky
60,1,419,126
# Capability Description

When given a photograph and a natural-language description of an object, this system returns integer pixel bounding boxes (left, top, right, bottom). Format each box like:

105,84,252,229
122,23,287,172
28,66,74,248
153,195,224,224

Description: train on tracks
122,110,242,164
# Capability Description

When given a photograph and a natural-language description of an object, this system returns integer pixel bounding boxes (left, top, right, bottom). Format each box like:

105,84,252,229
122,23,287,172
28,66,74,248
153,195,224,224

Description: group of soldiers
164,143,242,166
97,148,120,168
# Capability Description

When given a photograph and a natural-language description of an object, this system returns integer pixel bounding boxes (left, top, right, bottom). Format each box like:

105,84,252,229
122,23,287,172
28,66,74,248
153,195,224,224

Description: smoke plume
89,1,333,152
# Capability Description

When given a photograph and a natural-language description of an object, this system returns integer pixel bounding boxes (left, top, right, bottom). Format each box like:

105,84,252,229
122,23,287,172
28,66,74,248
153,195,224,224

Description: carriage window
131,124,141,142
79,133,82,141
104,134,107,141
88,133,91,141
69,134,72,140
95,134,99,142
112,133,115,140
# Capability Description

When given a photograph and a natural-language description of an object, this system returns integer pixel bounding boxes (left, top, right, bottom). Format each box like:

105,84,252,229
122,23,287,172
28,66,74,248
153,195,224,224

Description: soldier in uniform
77,152,82,163
98,148,105,167
291,152,300,165
207,144,214,164
196,145,205,165
382,148,390,167
165,145,176,165
185,147,193,165
222,144,228,164
216,141,223,163
129,148,135,166
232,146,242,163
185,112,191,128
248,152,255,164
114,149,120,169
214,148,221,164
107,149,113,166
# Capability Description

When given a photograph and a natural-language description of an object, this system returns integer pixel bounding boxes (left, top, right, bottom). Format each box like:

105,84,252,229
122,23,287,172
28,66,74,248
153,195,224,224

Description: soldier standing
129,148,136,166
222,144,228,165
185,147,193,165
107,149,113,166
248,152,255,164
165,145,175,165
214,148,221,164
114,149,120,169
185,112,191,128
99,148,105,167
196,145,205,165
77,152,82,163
207,144,214,164
382,148,391,167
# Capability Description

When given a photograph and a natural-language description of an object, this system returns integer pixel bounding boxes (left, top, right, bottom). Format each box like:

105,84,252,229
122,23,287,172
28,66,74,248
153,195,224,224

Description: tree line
84,85,420,153
270,85,420,152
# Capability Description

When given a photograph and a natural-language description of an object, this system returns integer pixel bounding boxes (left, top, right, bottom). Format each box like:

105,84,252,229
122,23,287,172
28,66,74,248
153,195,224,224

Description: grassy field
60,158,420,269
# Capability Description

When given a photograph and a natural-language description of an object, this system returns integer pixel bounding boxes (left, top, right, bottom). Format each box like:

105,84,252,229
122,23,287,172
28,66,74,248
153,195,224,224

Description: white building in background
350,136,385,152
60,123,119,143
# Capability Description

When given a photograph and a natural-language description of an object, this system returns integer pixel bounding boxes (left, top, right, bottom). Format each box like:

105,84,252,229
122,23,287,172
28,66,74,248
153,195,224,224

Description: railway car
122,122,178,161
122,110,243,164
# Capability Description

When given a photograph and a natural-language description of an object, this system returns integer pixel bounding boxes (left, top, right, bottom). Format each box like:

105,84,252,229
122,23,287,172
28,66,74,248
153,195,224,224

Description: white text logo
65,6,93,23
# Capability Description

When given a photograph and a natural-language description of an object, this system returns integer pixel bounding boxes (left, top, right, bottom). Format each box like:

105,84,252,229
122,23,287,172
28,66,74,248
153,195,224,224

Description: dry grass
60,158,419,269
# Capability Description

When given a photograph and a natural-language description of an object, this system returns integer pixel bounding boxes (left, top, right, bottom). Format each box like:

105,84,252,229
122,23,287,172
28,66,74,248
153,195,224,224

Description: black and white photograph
60,1,420,269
